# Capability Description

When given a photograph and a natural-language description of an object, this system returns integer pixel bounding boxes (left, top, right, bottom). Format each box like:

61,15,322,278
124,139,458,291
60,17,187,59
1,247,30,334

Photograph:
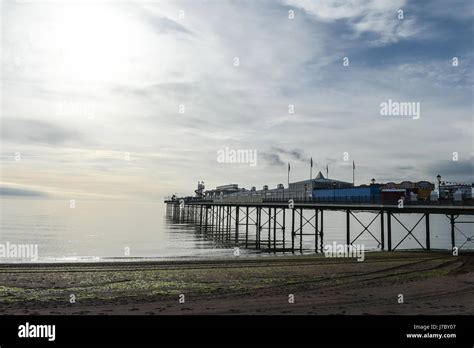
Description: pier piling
165,201,473,254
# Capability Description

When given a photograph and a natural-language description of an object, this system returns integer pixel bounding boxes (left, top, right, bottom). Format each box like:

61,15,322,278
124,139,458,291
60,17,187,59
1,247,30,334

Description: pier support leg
320,210,324,253
214,205,217,235
235,207,239,244
425,213,430,251
291,208,295,254
300,208,303,253
200,205,203,227
214,206,217,235
217,206,220,234
273,207,277,252
224,206,227,238
223,206,226,238
315,209,318,253
387,212,392,251
218,206,222,238
245,206,249,248
450,214,456,250
221,206,224,237
346,210,350,247
256,207,261,249
268,208,272,250
211,205,215,234
227,206,231,239
380,210,384,250
282,208,286,252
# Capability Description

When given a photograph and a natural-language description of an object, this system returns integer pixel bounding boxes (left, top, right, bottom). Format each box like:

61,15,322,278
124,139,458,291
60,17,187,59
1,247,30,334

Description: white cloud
283,0,419,44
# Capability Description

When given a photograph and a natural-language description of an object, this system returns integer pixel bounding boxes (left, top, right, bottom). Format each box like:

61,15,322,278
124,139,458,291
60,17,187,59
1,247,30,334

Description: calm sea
0,198,471,262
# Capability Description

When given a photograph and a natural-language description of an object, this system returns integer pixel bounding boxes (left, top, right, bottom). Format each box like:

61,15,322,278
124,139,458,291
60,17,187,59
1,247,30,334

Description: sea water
0,198,471,262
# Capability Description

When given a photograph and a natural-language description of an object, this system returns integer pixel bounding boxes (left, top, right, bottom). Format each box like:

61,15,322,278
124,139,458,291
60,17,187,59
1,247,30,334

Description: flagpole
288,163,290,188
326,164,329,179
352,161,355,186
310,157,313,181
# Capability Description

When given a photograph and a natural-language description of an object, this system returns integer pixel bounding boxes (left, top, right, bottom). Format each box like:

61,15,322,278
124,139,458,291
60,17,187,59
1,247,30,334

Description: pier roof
289,172,353,189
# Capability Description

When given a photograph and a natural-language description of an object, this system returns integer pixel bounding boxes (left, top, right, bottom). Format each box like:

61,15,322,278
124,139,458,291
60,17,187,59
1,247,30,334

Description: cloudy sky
1,0,473,201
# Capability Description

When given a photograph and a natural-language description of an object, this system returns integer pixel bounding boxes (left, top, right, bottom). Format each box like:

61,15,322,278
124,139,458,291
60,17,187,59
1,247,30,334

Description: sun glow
45,3,146,83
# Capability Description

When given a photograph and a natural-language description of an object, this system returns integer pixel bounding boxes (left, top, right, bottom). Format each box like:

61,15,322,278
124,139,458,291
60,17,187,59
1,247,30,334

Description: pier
165,200,474,253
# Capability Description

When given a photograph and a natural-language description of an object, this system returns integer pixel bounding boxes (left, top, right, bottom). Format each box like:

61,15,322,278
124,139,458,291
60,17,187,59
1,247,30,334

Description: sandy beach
0,252,472,315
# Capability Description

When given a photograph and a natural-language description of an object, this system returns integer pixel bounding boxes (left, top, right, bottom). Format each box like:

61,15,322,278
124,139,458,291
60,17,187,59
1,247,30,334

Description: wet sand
0,251,472,315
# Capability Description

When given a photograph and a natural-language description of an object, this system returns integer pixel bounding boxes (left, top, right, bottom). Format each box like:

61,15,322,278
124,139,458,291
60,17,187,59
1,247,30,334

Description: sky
0,0,473,201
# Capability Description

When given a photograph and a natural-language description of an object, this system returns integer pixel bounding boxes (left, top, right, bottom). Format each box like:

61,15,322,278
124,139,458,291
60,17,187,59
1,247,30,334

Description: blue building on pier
312,184,382,203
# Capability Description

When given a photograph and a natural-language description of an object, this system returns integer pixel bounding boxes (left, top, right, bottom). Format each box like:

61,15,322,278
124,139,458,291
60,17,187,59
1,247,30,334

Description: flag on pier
310,157,313,180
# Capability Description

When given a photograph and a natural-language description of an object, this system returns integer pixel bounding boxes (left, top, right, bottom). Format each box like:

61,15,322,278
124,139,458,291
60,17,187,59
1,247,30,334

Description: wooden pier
165,200,474,253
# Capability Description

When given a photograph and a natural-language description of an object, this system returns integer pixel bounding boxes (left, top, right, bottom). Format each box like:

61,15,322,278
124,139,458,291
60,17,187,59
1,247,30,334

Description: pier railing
262,197,474,206
166,197,474,207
